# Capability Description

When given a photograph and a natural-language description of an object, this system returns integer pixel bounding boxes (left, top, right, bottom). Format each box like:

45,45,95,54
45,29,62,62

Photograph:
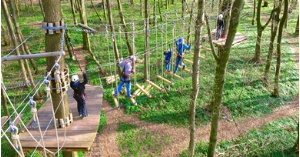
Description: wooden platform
212,32,247,47
19,85,103,151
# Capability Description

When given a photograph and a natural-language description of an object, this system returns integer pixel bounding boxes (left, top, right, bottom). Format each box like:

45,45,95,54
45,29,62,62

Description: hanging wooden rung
133,85,144,96
155,75,174,85
146,80,164,91
178,66,193,74
201,46,212,51
112,91,119,108
76,23,96,33
165,71,184,80
2,51,65,62
190,53,206,60
135,83,152,98
130,97,137,106
183,59,193,64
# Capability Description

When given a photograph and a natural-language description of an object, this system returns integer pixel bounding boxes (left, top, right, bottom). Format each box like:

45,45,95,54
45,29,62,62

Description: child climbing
217,14,224,40
163,48,172,72
113,55,136,98
71,71,88,119
173,38,191,74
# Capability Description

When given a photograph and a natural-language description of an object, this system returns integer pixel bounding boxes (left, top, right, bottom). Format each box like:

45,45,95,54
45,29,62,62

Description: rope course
1,1,254,156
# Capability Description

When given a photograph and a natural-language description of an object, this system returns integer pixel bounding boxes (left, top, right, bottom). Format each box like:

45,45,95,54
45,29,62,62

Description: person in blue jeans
173,38,191,74
113,55,136,98
163,48,172,72
71,71,88,118
217,14,224,40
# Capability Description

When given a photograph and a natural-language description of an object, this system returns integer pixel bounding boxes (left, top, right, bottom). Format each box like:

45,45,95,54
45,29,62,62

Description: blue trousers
165,61,171,71
76,100,87,117
217,27,222,39
114,76,131,97
174,56,185,74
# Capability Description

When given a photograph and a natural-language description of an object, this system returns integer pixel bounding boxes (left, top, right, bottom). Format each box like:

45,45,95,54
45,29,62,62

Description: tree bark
252,0,256,25
1,83,10,126
186,0,195,45
116,0,133,55
252,0,275,63
102,0,107,23
64,29,75,60
182,0,186,18
2,0,29,86
295,15,299,35
144,0,150,80
70,0,77,25
221,0,233,36
140,0,143,16
14,0,20,16
272,0,288,97
153,0,157,26
78,0,91,50
263,1,280,88
38,0,45,18
42,0,71,127
1,25,11,46
106,0,122,74
207,0,244,156
30,0,34,11
188,0,204,156
158,0,163,22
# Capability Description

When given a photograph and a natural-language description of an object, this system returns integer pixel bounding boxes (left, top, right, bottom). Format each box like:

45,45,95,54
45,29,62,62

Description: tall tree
182,0,186,18
91,0,103,22
207,0,244,156
221,0,233,36
116,0,133,55
42,0,71,135
106,0,122,74
77,0,91,50
295,15,299,35
1,25,11,46
70,0,77,25
2,0,29,86
188,0,204,156
263,0,280,87
102,0,107,23
186,0,195,45
252,0,256,25
252,0,275,63
144,0,150,80
140,0,143,16
272,0,288,97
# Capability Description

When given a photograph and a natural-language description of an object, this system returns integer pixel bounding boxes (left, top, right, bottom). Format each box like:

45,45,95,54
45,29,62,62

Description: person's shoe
113,94,118,98
79,114,82,117
128,95,134,99
82,116,86,119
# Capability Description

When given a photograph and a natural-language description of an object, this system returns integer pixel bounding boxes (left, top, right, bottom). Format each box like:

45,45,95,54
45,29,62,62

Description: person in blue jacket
163,48,172,72
173,37,191,74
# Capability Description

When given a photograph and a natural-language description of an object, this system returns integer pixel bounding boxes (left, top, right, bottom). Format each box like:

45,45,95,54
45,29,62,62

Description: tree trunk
144,0,150,80
1,25,11,46
295,15,299,35
153,0,157,26
116,0,133,55
64,29,75,60
158,0,163,22
182,0,186,18
14,0,20,16
188,0,204,156
38,0,45,18
90,0,102,22
70,0,77,25
8,0,41,99
252,0,256,25
106,0,122,74
252,0,274,63
78,0,90,50
30,0,34,11
272,0,288,97
130,0,134,5
166,0,168,9
1,83,10,126
186,0,195,45
221,0,233,36
140,0,143,16
2,0,29,85
102,0,107,23
263,1,280,87
207,0,244,156
42,0,71,131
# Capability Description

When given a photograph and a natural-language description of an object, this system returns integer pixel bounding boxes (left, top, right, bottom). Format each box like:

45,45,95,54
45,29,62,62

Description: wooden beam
146,80,164,91
155,75,174,85
130,97,137,106
135,83,152,98
76,23,96,33
190,53,206,60
165,71,183,80
2,51,65,62
183,58,193,64
178,65,193,74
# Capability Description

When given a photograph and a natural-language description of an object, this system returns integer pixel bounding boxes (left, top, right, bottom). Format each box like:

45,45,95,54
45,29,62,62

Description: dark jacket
164,51,172,63
70,73,88,101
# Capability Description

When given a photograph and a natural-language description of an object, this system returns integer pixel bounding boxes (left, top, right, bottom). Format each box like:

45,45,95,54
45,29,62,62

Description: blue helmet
178,37,183,42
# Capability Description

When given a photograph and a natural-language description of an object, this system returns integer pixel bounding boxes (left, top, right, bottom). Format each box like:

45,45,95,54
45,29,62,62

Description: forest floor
82,1,299,156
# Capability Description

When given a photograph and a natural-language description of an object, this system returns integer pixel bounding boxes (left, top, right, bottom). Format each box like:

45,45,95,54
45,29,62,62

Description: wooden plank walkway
19,85,103,151
212,32,247,47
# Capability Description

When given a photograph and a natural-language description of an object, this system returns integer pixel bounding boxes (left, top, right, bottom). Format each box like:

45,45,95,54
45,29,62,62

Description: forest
1,0,299,156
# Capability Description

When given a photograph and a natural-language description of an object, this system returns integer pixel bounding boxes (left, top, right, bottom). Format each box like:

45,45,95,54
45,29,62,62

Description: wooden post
1,51,65,62
135,83,152,98
76,23,96,33
155,75,174,85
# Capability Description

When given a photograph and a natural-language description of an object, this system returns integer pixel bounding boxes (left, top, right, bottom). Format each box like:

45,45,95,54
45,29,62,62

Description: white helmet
130,55,136,61
218,14,223,19
72,75,79,82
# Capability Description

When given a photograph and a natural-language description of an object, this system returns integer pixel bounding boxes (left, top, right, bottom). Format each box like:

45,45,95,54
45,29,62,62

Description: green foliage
117,122,171,157
181,116,298,156
98,110,107,133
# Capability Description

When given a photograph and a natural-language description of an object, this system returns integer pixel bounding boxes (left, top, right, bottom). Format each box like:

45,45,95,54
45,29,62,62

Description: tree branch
262,8,276,30
204,13,220,63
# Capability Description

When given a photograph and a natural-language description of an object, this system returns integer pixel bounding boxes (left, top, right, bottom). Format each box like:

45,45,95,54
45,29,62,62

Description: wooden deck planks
19,85,103,151
212,33,247,46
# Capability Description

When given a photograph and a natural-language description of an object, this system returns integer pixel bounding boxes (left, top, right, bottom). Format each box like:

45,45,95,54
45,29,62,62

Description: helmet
218,14,223,19
130,55,136,61
72,75,79,82
168,48,172,52
178,38,183,42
